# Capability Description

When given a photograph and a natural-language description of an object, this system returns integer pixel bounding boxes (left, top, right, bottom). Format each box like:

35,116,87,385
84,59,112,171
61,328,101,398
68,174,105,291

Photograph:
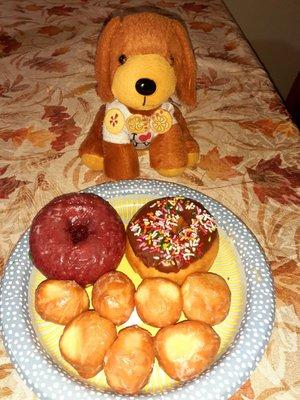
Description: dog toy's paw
187,152,199,168
81,154,104,171
156,167,186,177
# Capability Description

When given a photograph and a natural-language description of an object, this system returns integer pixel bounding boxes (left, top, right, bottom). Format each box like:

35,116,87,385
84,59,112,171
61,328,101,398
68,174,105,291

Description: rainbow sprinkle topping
128,197,217,271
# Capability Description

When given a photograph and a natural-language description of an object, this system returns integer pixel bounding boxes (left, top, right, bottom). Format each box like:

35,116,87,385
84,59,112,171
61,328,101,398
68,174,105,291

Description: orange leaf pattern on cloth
247,155,300,205
239,119,298,137
47,5,77,16
0,75,30,98
26,128,56,148
190,21,216,32
272,258,300,315
0,363,13,380
51,47,70,57
0,388,13,397
0,1,299,399
0,33,21,56
42,106,81,151
224,40,239,51
23,55,67,73
182,3,208,12
0,128,28,145
198,147,243,180
0,127,55,148
38,26,63,36
230,380,255,399
0,175,29,199
25,4,44,11
197,68,230,92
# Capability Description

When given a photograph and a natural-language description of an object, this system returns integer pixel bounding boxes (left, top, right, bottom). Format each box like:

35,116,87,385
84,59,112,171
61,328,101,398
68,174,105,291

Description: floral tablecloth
0,0,299,399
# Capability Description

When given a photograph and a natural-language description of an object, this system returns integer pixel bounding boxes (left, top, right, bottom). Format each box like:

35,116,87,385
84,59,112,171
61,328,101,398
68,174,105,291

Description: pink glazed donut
29,193,125,286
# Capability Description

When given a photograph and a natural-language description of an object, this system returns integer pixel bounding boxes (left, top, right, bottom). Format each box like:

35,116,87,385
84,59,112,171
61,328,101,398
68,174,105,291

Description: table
0,0,299,399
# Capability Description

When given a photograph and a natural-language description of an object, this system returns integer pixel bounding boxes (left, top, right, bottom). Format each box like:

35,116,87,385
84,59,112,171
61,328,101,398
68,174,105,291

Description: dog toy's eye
118,54,127,64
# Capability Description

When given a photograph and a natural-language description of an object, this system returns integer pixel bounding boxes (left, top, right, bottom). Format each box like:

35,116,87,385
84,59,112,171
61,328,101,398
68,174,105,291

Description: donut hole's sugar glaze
127,197,218,273
29,193,126,286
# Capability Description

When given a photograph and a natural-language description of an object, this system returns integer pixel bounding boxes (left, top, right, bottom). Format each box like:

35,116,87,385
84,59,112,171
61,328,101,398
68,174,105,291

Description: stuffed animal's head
95,12,197,111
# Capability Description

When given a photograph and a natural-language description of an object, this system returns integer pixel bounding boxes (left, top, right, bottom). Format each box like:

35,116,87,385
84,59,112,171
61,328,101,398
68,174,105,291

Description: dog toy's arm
79,102,139,179
149,104,199,176
172,104,199,168
103,142,139,179
79,105,105,171
101,102,139,180
149,123,188,177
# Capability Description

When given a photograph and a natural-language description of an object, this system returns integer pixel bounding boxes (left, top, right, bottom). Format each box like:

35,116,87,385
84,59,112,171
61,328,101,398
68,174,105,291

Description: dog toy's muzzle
135,78,157,96
112,54,176,110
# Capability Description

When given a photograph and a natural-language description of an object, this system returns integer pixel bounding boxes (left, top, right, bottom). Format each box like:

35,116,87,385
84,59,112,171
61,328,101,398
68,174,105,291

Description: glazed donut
29,192,126,286
126,196,219,285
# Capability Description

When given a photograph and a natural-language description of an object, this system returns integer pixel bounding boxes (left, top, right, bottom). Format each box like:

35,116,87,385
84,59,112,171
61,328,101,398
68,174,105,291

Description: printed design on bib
125,108,173,149
104,108,125,134
126,114,149,134
102,101,175,148
150,109,173,134
130,131,154,149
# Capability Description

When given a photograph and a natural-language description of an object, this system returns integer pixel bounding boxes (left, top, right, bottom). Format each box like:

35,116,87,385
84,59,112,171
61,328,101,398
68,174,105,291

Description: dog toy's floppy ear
172,20,197,107
95,17,121,102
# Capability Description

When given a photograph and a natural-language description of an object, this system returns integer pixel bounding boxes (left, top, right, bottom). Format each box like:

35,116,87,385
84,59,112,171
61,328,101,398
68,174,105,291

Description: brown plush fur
80,12,199,179
79,105,105,158
96,13,197,106
149,124,188,171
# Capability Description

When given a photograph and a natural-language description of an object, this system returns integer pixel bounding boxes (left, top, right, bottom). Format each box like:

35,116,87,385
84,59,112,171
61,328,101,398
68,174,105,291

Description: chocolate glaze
127,197,218,273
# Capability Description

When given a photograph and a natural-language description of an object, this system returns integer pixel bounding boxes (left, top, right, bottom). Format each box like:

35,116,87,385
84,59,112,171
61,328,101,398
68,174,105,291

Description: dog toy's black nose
135,78,156,96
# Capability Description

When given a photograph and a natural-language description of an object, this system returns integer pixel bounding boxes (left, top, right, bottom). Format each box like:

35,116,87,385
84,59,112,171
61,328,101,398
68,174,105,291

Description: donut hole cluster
35,270,231,395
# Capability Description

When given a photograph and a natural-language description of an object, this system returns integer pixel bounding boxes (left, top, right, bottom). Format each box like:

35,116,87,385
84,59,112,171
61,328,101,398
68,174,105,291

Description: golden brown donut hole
155,320,220,381
135,277,182,328
181,272,231,325
92,271,135,325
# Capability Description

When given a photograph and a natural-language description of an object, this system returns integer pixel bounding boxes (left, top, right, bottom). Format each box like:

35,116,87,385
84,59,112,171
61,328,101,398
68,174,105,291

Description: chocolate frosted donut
126,197,219,285
30,193,126,286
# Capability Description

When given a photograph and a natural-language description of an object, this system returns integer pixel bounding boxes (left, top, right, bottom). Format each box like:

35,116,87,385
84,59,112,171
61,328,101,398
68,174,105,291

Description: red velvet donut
29,193,126,286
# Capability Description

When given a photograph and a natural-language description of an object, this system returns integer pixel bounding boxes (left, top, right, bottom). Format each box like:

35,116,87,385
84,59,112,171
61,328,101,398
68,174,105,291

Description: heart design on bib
139,132,152,142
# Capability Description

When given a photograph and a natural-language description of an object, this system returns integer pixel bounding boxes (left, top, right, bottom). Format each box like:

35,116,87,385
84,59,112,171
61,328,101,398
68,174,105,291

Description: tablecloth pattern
0,0,299,399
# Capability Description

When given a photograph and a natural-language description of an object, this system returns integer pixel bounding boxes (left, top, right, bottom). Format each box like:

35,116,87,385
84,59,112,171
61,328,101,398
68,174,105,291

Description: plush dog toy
79,11,199,180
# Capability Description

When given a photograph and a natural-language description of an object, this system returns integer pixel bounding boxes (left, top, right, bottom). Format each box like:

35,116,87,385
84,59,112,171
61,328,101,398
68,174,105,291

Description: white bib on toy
102,100,176,149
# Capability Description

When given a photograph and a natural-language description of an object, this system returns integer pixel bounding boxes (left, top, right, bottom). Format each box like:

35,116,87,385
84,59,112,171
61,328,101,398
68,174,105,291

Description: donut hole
181,272,231,325
68,222,89,244
135,278,182,327
171,215,188,235
92,271,135,325
155,321,220,382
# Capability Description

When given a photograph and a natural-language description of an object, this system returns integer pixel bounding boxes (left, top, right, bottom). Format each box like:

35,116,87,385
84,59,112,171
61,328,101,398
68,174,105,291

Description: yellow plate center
29,195,246,394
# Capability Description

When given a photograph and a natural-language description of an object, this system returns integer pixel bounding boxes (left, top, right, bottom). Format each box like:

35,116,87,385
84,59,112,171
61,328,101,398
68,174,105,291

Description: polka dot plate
0,179,275,400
